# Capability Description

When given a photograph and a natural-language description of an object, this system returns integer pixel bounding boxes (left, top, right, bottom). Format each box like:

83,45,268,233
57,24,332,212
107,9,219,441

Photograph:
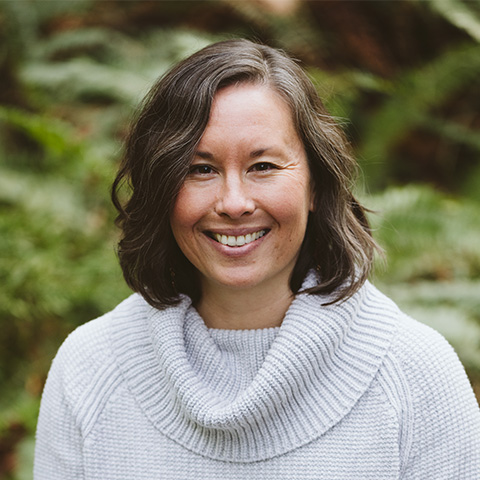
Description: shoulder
372,290,480,477
361,283,469,382
43,294,148,432
371,286,476,405
392,311,456,361
53,294,146,376
389,310,480,429
377,306,479,422
389,309,471,392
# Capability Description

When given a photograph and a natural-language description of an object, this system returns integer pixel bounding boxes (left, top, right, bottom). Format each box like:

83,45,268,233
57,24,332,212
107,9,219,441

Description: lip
203,228,270,255
205,227,269,236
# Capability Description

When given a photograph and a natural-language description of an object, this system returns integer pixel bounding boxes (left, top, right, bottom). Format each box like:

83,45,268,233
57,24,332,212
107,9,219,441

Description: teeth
213,230,266,247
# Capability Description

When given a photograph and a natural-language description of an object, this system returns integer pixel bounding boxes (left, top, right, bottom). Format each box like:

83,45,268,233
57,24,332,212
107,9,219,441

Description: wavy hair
112,38,381,308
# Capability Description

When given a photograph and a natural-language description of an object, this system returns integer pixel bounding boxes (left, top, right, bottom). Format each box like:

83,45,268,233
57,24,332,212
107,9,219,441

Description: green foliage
308,68,393,119
1,0,480,477
367,185,480,282
359,43,480,188
310,45,480,192
0,106,82,163
308,44,480,193
419,0,480,42
22,26,217,107
15,435,35,480
367,185,480,372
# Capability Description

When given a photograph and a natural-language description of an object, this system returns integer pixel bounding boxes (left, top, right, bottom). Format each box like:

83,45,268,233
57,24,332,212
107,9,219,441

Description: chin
216,275,261,290
202,265,293,294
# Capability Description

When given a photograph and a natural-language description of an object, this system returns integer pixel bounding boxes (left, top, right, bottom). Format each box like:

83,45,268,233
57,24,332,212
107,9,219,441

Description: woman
35,39,480,479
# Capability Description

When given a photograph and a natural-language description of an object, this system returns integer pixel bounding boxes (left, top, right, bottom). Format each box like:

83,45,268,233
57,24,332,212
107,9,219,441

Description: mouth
207,229,268,247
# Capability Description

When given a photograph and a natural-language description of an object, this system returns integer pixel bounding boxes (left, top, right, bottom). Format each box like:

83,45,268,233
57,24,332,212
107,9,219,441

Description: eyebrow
250,148,271,158
195,151,214,160
194,147,274,160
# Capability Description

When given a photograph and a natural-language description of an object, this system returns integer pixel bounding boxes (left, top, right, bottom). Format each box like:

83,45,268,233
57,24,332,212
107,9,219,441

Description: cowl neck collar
109,276,398,462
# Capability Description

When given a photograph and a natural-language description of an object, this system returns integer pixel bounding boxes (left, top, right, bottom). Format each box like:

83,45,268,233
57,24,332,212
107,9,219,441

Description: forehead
204,83,298,138
212,82,291,114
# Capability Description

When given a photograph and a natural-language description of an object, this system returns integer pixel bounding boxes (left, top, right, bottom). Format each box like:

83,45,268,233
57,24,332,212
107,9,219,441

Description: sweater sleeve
396,316,480,479
34,345,84,480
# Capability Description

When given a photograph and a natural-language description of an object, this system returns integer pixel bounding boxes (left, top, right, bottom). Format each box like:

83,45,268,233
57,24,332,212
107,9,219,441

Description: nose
215,174,255,218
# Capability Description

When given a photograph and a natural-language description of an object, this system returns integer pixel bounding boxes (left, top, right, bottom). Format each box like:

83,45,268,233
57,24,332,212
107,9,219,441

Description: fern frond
420,0,480,43
359,43,480,186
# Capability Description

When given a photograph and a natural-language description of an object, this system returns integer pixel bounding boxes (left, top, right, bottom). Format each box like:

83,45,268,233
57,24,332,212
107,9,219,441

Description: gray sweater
34,279,480,479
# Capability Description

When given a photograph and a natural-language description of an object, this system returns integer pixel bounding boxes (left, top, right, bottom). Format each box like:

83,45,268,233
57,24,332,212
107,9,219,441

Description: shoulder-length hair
112,38,381,308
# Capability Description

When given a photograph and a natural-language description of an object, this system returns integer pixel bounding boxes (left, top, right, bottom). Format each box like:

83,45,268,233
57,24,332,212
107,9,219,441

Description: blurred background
1,0,479,477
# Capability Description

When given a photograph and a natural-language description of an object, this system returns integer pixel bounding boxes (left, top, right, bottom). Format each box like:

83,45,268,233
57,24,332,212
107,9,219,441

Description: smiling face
170,83,314,298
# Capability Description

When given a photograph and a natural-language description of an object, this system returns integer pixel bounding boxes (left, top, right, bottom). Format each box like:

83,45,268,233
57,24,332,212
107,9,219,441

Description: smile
209,230,267,247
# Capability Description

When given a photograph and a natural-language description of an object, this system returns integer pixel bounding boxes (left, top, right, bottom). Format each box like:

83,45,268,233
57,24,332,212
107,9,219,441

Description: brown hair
112,38,380,308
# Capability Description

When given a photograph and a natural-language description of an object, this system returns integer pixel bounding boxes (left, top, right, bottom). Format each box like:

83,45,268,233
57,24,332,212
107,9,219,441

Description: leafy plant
367,185,480,372
2,1,480,477
358,43,480,189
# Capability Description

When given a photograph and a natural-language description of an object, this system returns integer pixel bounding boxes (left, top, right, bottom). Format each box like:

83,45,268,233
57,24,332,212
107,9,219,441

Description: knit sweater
34,278,480,479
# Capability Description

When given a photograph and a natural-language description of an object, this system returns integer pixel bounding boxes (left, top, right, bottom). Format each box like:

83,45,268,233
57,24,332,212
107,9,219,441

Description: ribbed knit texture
34,276,480,479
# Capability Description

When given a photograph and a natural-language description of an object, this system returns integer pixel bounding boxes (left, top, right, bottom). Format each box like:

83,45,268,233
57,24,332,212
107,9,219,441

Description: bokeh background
1,0,480,477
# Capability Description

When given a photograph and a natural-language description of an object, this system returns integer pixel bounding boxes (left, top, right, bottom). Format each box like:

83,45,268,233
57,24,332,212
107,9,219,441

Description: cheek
170,186,216,257
172,185,205,226
269,199,310,256
170,188,197,244
270,181,312,224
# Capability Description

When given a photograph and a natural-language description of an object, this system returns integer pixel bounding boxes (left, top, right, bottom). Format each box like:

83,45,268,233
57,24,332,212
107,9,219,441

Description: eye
250,162,277,172
189,164,215,175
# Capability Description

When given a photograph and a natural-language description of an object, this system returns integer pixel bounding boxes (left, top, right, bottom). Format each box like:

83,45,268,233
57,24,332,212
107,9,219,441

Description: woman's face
170,83,314,294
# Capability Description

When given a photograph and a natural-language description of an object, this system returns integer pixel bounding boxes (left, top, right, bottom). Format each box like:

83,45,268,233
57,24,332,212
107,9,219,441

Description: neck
196,281,294,330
